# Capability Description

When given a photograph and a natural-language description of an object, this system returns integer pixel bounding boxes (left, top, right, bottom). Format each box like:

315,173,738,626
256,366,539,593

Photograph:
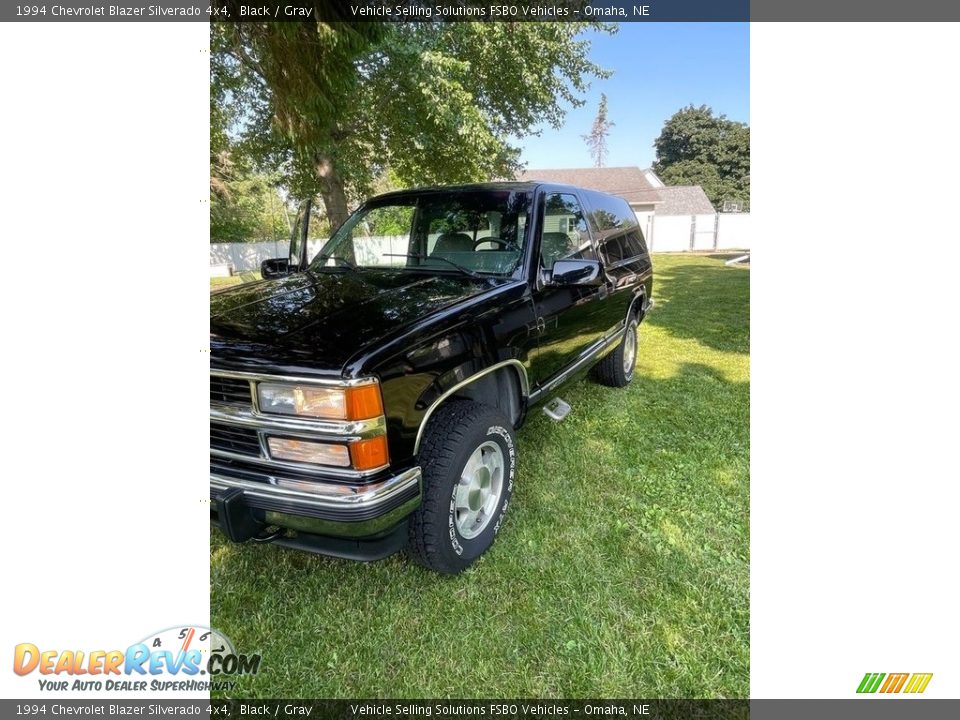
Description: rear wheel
407,400,516,574
593,313,639,388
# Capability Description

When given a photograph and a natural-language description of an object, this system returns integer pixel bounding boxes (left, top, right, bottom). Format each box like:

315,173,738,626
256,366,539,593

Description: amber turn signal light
345,384,384,421
349,435,389,471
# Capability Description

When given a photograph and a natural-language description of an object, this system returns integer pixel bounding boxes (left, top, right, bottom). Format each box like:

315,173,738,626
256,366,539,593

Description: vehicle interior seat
433,232,474,255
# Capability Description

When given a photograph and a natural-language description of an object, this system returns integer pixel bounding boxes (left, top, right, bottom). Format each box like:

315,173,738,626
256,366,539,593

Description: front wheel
593,314,639,387
407,400,517,574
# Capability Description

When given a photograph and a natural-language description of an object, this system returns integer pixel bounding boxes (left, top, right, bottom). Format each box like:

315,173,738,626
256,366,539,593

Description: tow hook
252,527,285,543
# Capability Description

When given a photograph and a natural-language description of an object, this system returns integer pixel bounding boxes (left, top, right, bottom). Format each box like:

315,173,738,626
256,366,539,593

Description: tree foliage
653,105,750,210
582,93,614,168
211,20,612,230
210,170,291,243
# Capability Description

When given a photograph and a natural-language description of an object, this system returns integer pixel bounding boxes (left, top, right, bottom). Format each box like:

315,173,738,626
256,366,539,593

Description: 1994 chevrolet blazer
210,182,652,573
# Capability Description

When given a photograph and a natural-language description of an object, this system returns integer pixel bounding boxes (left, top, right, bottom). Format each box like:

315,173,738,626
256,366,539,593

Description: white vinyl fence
648,213,751,253
715,213,751,251
211,218,753,274
210,241,290,274
210,236,410,275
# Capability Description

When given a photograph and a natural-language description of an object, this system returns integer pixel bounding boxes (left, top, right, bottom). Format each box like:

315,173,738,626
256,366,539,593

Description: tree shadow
646,258,749,354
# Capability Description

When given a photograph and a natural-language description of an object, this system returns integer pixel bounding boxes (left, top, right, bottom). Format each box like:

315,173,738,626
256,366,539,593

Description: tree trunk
315,154,349,232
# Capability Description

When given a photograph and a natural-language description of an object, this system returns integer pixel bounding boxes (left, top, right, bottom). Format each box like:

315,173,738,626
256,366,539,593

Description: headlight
267,438,351,466
257,381,383,421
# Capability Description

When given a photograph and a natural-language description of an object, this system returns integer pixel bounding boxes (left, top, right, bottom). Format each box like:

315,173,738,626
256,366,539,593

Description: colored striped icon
903,673,934,693
857,673,885,693
857,672,932,694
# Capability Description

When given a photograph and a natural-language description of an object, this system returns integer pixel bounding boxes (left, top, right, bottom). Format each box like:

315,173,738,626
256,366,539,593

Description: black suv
211,182,652,573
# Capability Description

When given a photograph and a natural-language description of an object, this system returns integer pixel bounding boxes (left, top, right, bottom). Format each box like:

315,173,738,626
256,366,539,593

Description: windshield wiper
384,253,484,279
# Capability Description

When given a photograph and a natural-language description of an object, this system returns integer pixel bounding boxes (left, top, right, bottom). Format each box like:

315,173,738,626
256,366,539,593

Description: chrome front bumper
210,466,422,540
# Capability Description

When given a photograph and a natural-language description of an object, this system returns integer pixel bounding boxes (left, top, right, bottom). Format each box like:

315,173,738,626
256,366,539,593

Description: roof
654,185,716,216
516,166,663,205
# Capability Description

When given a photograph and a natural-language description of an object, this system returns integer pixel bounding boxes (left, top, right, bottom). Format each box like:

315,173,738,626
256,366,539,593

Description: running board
543,398,572,422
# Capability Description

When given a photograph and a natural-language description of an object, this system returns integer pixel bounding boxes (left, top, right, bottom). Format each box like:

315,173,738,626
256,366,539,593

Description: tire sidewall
623,316,639,382
442,418,516,564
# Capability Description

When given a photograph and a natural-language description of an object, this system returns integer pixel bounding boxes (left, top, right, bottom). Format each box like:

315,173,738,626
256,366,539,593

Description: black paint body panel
210,182,653,470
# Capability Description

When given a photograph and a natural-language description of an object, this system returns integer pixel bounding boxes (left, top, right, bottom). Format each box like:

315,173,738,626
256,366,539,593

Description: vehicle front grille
210,376,252,406
210,422,261,457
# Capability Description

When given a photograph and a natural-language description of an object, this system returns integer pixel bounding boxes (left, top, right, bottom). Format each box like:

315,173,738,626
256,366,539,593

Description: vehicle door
583,192,653,335
528,190,608,388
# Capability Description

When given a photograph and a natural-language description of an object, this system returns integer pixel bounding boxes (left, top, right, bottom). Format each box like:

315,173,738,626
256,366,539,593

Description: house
516,166,665,238
655,184,715,216
516,166,746,252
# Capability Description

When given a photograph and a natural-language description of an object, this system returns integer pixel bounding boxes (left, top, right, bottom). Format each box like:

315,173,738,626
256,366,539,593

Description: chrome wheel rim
454,441,505,539
623,324,637,375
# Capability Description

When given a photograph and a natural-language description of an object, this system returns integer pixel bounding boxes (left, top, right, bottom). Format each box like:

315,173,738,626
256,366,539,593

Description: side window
624,228,648,257
540,193,595,270
585,193,645,266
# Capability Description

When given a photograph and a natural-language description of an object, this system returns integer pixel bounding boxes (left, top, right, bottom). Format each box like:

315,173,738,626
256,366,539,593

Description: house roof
516,166,663,205
654,185,716,216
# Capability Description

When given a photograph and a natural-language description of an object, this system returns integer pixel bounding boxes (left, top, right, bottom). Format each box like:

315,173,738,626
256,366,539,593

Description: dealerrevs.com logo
13,625,260,693
857,672,933,694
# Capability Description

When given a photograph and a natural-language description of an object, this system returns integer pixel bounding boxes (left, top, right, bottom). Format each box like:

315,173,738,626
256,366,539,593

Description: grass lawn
210,254,750,698
211,271,261,290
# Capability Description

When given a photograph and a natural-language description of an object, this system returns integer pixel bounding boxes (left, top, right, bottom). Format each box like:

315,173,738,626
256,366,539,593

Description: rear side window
585,192,648,266
539,192,596,270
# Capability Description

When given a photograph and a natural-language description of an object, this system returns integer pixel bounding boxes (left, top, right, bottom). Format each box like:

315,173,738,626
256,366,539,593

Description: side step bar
543,397,572,422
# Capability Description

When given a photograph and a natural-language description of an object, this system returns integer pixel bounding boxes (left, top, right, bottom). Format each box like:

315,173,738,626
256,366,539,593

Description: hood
210,269,510,373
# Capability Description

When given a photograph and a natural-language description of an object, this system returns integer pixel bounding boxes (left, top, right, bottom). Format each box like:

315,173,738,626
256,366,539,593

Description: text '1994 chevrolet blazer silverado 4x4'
211,182,652,573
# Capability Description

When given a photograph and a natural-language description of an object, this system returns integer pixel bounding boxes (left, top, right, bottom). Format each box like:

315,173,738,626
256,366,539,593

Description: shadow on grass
647,257,749,354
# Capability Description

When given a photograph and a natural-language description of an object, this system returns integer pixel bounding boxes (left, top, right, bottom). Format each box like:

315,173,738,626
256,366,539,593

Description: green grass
211,271,261,290
210,254,749,698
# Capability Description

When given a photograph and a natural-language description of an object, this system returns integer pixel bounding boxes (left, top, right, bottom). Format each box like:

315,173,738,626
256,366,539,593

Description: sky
519,23,750,170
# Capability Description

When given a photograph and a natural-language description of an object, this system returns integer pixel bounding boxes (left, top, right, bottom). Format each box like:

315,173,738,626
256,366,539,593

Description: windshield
310,190,532,277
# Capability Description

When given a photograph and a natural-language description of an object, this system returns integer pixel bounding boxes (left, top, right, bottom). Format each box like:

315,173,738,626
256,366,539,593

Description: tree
212,20,612,230
653,105,750,210
582,93,614,168
210,169,291,243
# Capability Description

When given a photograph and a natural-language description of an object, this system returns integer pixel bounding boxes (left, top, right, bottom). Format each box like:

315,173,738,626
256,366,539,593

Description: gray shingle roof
654,185,716,216
516,166,663,205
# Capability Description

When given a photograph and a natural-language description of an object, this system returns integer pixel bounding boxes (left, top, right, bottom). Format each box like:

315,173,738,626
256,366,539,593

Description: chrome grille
210,422,261,457
210,376,252,406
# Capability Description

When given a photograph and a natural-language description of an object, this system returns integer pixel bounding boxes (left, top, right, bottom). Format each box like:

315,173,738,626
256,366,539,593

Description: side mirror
260,258,290,279
549,258,602,287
